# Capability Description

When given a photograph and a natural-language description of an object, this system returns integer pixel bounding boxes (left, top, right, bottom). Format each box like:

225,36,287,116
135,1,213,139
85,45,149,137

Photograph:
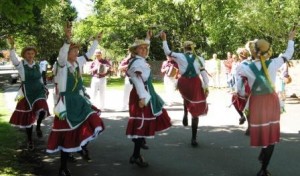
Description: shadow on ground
13,115,300,176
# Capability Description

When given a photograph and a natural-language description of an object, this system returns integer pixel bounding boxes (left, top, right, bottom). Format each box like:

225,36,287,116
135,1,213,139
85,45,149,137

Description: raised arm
280,29,296,60
272,29,297,69
78,32,102,65
160,31,183,59
57,26,71,66
7,36,21,66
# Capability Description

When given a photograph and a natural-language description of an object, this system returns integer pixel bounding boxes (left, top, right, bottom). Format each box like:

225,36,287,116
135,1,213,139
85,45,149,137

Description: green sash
128,57,164,116
146,73,164,116
249,60,273,95
182,54,197,78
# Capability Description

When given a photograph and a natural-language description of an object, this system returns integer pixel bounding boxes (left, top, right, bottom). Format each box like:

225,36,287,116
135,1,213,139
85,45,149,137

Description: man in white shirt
39,58,48,85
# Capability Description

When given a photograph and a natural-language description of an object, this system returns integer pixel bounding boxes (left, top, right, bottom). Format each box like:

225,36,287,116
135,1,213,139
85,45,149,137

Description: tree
0,0,77,63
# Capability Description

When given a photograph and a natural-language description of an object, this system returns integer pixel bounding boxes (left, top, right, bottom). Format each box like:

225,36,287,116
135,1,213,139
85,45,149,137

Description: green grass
0,90,28,176
82,74,164,91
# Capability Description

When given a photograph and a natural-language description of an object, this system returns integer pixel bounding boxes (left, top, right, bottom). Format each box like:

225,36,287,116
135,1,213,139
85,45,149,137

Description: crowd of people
6,24,297,176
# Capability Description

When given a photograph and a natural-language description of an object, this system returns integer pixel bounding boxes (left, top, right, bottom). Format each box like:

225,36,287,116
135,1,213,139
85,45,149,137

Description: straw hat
183,41,196,48
245,39,272,59
128,39,149,53
21,46,37,58
256,39,272,58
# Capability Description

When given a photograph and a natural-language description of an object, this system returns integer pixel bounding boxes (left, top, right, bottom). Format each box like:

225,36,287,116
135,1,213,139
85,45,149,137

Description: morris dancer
160,55,179,106
90,49,111,110
237,29,296,176
160,32,209,147
126,30,171,167
275,61,291,113
7,36,50,150
47,25,105,176
118,53,133,111
232,48,251,135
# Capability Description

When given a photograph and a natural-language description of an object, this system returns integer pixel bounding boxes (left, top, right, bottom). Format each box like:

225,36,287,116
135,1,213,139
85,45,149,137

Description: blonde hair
236,47,249,59
246,39,274,88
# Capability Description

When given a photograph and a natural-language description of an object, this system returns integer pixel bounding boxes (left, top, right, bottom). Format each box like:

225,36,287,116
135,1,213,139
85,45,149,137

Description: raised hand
289,25,297,40
64,22,72,42
96,31,103,41
160,31,167,41
7,36,15,49
146,30,153,39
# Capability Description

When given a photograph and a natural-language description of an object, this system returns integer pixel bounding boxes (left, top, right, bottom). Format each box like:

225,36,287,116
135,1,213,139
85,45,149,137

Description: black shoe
27,141,34,151
257,169,271,176
182,116,188,126
58,168,71,176
239,116,246,125
245,128,250,136
67,154,77,163
191,139,198,147
129,155,149,168
36,128,43,138
80,149,92,162
141,143,149,150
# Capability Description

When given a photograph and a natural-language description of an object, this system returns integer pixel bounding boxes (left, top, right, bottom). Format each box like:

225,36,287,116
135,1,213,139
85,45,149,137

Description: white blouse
237,40,294,89
162,41,209,88
9,50,43,82
55,40,99,93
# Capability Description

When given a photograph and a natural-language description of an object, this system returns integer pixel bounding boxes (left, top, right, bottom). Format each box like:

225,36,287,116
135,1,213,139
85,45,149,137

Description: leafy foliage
1,0,300,62
0,0,77,63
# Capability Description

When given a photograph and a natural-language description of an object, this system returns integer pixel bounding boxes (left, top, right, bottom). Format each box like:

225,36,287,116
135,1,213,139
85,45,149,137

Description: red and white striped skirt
47,111,105,153
177,76,208,117
126,87,171,138
249,92,280,147
9,98,50,128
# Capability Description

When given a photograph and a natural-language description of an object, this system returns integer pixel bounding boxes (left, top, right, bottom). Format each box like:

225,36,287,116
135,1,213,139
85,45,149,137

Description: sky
71,0,94,20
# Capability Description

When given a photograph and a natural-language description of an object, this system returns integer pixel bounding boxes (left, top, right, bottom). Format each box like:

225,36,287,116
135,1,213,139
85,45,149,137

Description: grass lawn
0,90,30,175
0,75,164,176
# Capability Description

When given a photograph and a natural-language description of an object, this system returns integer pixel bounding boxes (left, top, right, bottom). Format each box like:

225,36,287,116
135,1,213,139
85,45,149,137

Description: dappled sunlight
2,83,300,175
163,143,184,147
157,132,169,136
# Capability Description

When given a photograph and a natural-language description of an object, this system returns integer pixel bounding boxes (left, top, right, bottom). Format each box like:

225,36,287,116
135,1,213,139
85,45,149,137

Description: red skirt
177,76,208,117
126,87,171,138
9,98,50,128
232,94,247,112
47,112,105,153
249,92,280,147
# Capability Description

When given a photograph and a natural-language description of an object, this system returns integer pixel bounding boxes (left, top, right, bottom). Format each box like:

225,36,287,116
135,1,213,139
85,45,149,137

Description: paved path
3,79,300,176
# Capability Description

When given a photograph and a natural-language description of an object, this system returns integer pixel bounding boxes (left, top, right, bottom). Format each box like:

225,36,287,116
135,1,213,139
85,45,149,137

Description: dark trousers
42,71,47,85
